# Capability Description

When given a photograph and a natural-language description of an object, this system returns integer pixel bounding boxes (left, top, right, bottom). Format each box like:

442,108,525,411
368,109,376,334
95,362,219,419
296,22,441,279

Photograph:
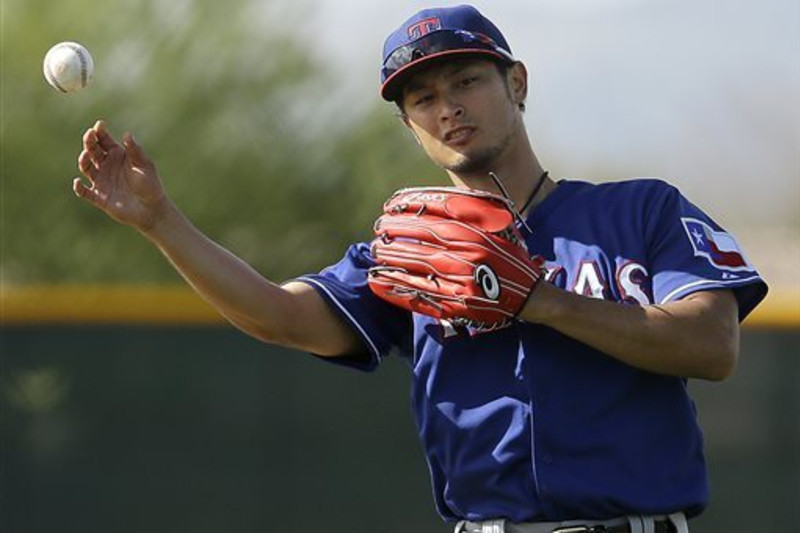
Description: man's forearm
139,200,300,344
520,282,740,381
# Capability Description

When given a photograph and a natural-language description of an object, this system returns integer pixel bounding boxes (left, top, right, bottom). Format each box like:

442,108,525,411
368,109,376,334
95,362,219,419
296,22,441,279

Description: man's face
400,59,525,176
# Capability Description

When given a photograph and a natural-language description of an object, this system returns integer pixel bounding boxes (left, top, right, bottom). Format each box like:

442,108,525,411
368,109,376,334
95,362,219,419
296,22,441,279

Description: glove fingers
376,215,492,246
384,187,515,232
373,239,484,277
373,242,536,298
373,226,540,283
368,270,518,326
367,269,464,320
369,268,466,297
377,215,534,267
370,245,532,303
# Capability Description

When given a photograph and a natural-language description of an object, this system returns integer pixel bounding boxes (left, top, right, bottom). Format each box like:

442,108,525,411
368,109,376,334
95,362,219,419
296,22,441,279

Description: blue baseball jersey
295,179,768,523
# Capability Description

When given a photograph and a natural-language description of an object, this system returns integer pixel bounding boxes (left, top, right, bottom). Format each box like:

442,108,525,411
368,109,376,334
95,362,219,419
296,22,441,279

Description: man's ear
398,111,411,128
508,62,529,108
399,113,422,145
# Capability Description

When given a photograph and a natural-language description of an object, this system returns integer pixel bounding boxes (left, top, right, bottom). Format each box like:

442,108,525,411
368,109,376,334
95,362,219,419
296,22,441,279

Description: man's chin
443,154,496,176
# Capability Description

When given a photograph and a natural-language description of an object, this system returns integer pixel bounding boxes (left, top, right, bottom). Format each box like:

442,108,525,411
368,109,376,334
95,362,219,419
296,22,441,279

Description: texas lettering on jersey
543,258,652,305
449,242,653,337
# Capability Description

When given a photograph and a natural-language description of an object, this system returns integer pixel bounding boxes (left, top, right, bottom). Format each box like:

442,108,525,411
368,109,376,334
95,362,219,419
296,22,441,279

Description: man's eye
414,94,434,106
460,76,479,87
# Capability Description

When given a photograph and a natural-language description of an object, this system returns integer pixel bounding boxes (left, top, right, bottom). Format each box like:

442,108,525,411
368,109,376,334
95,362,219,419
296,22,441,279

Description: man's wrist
518,280,563,326
139,198,181,242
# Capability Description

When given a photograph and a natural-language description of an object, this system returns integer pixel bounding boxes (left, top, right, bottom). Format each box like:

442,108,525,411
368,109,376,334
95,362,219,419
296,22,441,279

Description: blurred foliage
4,367,70,414
0,0,441,284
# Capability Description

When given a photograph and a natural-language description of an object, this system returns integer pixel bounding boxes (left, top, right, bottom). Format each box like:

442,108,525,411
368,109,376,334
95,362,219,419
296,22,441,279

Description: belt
456,514,685,533
545,521,674,533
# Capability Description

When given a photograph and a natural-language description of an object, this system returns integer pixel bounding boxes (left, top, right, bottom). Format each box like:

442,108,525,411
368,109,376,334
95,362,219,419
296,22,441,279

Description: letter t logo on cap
407,17,441,39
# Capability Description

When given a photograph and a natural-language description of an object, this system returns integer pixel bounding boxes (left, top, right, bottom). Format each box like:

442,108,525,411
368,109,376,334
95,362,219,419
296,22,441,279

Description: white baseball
43,42,94,93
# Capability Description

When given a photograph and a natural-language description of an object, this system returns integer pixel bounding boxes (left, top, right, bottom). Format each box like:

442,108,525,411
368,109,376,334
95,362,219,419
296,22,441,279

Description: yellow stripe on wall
0,285,225,325
1,285,798,328
743,290,799,329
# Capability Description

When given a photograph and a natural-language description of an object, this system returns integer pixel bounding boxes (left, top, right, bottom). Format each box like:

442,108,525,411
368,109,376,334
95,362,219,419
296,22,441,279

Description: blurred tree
1,0,439,284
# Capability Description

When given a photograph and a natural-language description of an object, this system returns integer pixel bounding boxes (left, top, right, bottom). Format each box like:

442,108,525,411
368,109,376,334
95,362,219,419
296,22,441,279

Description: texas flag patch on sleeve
681,218,753,272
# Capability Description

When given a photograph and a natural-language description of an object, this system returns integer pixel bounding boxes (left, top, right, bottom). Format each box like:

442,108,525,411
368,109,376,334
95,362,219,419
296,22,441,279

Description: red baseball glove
368,187,545,330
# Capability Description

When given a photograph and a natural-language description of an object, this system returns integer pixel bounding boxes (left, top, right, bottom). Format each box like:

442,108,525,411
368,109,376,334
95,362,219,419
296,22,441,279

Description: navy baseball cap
380,5,516,101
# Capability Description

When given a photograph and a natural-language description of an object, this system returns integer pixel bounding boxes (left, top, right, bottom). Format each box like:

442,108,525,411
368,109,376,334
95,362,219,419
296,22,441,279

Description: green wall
2,327,798,532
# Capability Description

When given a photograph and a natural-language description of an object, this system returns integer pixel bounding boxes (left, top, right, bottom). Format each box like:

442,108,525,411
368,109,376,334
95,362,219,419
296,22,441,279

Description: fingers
121,132,151,168
81,120,151,174
82,128,105,169
81,120,121,167
72,176,101,207
72,176,89,198
77,148,100,181
92,120,120,152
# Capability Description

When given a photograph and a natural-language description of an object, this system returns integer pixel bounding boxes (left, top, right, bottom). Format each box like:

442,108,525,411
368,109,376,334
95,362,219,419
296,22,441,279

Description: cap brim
380,49,511,102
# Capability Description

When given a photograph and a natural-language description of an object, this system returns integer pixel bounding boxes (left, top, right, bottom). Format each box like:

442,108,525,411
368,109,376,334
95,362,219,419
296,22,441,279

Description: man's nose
439,94,465,121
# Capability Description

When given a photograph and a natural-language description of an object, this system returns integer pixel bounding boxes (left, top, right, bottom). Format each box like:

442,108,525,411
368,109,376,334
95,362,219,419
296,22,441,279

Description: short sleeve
646,183,768,321
293,242,412,371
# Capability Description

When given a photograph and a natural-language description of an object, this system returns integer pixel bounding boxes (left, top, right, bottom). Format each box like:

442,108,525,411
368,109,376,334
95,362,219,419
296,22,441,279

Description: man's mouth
444,126,476,145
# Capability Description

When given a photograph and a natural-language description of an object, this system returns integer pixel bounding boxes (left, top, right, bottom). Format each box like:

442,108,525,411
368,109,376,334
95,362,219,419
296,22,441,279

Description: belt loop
626,515,644,533
482,519,504,533
668,512,689,533
452,519,505,533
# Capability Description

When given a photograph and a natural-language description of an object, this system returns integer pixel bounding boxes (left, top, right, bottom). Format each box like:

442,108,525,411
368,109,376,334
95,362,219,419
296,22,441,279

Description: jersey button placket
531,386,556,512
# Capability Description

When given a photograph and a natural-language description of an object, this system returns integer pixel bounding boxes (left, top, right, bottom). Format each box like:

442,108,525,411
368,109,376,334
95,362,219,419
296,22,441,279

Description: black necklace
519,170,549,214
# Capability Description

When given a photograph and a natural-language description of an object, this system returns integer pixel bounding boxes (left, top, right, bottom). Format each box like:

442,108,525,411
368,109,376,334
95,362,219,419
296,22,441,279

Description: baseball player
74,4,767,533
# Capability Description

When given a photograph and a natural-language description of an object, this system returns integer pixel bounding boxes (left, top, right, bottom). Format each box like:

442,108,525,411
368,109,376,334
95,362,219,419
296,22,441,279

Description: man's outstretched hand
74,120,167,232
